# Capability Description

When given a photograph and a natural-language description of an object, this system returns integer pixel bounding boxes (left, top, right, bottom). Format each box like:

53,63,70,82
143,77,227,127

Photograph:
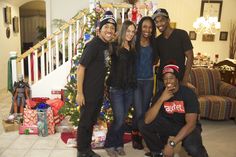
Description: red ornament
131,7,138,23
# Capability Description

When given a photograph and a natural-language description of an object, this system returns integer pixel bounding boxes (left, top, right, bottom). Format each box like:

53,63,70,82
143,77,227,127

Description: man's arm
171,113,197,144
182,50,193,85
144,86,174,124
144,98,164,124
163,113,198,157
76,64,85,106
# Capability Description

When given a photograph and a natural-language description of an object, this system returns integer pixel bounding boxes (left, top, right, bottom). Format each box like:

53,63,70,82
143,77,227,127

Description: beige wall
0,2,21,92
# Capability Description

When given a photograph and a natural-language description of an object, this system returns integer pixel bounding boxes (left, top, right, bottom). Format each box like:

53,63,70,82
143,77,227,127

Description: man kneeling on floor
138,63,209,157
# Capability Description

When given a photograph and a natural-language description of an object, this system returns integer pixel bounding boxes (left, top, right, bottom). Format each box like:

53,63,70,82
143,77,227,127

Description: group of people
76,8,209,157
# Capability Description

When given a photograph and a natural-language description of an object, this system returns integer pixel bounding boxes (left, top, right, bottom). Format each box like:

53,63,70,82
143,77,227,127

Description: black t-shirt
79,36,109,103
107,45,136,89
155,29,193,80
151,85,199,127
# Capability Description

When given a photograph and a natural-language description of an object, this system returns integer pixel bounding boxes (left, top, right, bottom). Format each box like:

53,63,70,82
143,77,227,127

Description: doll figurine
5,74,30,123
13,74,30,119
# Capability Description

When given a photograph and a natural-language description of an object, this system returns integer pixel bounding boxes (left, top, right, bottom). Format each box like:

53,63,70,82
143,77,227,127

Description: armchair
189,68,236,120
213,59,236,85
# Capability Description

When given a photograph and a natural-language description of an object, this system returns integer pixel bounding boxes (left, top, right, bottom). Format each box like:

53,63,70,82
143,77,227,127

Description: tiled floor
1,91,236,157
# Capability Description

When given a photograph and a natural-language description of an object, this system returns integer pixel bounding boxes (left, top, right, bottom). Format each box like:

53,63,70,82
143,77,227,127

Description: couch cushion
189,68,221,95
198,95,236,120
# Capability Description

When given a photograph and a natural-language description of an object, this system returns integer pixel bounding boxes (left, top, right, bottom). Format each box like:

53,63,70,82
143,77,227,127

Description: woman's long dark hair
116,20,136,55
135,16,156,52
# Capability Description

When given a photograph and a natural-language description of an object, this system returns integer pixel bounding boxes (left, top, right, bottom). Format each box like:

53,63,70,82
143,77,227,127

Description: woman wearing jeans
132,16,157,150
104,20,136,157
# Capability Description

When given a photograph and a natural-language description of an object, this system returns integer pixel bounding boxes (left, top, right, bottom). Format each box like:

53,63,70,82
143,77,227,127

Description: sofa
189,68,236,120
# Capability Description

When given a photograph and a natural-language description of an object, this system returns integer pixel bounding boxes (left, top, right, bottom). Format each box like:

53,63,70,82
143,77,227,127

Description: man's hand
159,84,175,102
163,144,174,157
76,92,85,106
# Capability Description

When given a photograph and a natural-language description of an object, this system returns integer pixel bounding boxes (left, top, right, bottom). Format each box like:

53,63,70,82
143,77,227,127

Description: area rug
61,132,132,148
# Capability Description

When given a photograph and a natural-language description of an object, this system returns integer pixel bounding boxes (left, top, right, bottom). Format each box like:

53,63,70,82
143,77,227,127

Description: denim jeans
132,79,153,130
104,87,134,148
138,115,209,157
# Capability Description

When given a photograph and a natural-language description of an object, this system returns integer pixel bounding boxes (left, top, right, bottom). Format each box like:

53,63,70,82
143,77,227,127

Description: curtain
20,16,46,45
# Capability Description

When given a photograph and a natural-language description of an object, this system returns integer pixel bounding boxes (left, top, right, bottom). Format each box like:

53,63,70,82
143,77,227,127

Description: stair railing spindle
41,45,45,78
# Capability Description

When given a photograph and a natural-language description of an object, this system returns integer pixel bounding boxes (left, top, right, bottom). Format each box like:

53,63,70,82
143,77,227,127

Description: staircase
10,3,133,98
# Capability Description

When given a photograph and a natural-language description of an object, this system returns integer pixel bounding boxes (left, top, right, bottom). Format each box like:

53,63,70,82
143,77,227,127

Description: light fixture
193,1,221,34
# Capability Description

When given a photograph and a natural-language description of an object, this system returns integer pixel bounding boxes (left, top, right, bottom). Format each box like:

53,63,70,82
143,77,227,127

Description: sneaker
77,150,101,157
144,152,163,157
151,152,163,157
105,147,118,157
144,152,152,157
116,147,126,156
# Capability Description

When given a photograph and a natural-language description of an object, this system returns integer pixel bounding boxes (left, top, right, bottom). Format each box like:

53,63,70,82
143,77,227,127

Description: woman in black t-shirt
104,20,136,157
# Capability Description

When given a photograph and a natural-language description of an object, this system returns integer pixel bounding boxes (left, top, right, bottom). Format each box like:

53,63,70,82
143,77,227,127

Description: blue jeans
104,87,134,148
133,79,153,130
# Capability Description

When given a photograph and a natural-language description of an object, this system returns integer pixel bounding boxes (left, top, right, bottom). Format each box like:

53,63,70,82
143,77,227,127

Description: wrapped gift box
91,121,107,148
23,107,55,135
19,125,38,135
2,120,19,132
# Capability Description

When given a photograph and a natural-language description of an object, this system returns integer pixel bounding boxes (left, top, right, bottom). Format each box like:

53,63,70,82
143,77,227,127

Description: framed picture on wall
202,34,215,42
200,0,223,21
13,16,19,33
4,6,11,24
219,31,228,41
6,27,11,38
189,31,197,40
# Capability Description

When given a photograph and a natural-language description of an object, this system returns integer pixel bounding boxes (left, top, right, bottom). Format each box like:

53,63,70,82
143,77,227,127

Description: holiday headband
162,64,179,79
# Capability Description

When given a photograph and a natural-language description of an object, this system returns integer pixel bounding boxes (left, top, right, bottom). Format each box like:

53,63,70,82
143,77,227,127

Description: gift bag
46,108,55,134
23,108,37,126
91,121,107,148
23,107,55,135
46,98,64,125
37,109,48,137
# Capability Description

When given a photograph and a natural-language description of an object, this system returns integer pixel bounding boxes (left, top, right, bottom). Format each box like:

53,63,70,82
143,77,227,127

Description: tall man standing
76,12,117,157
153,8,193,86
